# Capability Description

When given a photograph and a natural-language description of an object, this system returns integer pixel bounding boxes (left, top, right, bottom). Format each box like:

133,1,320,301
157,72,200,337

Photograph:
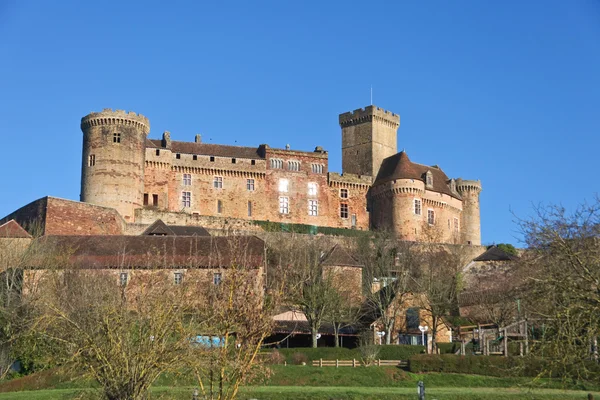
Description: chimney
195,134,202,143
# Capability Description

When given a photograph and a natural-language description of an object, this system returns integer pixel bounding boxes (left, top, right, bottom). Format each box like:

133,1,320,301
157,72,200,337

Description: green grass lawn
1,365,599,399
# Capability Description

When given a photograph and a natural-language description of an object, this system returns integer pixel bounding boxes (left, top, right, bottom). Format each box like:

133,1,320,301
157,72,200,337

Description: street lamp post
418,325,429,350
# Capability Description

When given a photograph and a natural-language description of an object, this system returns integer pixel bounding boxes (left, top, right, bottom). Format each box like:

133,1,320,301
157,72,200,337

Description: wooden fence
311,359,408,368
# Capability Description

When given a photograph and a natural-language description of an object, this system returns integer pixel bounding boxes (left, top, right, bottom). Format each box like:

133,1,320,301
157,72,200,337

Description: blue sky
1,0,598,245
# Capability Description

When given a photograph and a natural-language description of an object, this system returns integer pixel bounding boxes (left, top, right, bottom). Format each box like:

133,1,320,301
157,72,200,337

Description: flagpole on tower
370,85,373,105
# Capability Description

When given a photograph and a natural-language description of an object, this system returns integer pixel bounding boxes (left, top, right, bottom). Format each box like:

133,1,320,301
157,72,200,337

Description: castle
80,105,482,244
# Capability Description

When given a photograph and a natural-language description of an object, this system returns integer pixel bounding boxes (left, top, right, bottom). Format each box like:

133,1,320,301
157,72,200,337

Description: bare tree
357,232,418,345
517,197,600,381
324,269,363,347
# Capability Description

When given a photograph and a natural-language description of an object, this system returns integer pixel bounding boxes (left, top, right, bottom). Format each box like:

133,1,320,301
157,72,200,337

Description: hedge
408,354,559,378
254,220,369,237
265,345,425,364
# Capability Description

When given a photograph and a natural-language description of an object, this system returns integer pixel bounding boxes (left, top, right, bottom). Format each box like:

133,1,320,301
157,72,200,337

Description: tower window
414,199,422,215
113,133,121,143
308,200,318,216
176,153,181,159
247,201,252,217
213,272,222,285
213,176,223,189
119,272,128,287
279,196,289,214
251,159,256,165
232,158,236,164
247,179,255,191
152,194,158,206
340,203,349,219
210,156,215,162
340,188,348,199
278,179,289,192
193,155,198,160
143,193,149,206
427,209,435,225
217,200,223,214
181,191,191,208
308,182,317,196
183,173,192,186
156,149,160,156
174,272,183,285
89,154,95,167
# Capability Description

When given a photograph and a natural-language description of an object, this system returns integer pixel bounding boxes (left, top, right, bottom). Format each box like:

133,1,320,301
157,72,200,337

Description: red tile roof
374,151,460,199
27,235,264,269
0,220,32,238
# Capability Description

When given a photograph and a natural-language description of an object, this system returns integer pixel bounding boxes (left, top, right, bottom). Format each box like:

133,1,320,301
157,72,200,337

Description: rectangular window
176,153,181,159
232,158,236,164
183,173,192,186
308,200,318,216
143,193,149,206
340,188,348,199
213,176,223,189
311,164,323,173
278,179,289,192
217,200,223,214
288,161,300,171
193,155,198,160
251,159,256,165
247,201,252,217
247,179,255,191
156,149,160,156
89,154,95,166
406,307,420,330
113,133,121,143
279,196,289,214
270,159,283,169
340,203,349,219
174,272,183,285
210,156,215,162
454,217,459,233
427,209,435,225
414,199,422,215
152,194,159,206
182,191,191,208
119,272,128,286
213,272,222,285
308,182,317,196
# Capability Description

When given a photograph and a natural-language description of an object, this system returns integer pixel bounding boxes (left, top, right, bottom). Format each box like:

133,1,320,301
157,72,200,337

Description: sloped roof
142,220,210,237
26,235,264,269
473,246,518,262
374,151,460,199
0,220,32,238
320,244,363,268
148,140,262,159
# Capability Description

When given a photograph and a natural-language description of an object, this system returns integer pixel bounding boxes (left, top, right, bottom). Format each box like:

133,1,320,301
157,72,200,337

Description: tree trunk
333,324,340,347
311,328,318,348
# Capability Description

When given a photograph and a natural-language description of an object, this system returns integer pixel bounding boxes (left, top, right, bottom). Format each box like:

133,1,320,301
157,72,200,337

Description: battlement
339,105,400,127
81,109,150,134
455,179,482,192
328,172,372,184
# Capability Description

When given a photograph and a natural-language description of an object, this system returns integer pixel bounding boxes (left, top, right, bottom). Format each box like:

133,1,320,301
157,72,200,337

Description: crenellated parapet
456,179,482,193
328,172,372,190
81,109,150,134
339,105,400,129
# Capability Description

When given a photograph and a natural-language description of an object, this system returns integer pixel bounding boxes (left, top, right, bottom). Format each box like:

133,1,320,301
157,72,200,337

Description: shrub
359,345,380,366
291,352,309,365
269,350,286,365
377,345,424,360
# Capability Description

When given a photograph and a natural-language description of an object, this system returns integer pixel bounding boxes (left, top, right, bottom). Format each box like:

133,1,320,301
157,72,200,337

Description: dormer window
425,171,433,188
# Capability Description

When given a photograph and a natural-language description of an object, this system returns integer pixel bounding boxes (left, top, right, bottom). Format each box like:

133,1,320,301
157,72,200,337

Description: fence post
336,359,339,368
319,358,322,367
352,358,356,368
503,329,508,357
377,359,381,367
461,340,466,355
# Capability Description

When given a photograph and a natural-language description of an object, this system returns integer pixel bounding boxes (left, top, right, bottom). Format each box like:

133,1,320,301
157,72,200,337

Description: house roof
373,151,460,199
272,320,359,336
473,246,518,262
26,235,265,269
0,220,32,238
142,219,210,237
320,244,363,268
148,140,262,159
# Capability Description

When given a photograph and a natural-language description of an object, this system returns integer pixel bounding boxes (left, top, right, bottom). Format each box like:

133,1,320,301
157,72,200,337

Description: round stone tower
456,179,482,245
80,109,150,221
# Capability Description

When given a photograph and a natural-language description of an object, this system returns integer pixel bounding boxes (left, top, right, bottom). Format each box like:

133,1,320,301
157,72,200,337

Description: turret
456,179,482,245
339,105,399,181
80,109,150,221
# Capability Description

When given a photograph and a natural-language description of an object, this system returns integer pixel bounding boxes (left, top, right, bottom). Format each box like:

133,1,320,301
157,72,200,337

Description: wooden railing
311,359,408,368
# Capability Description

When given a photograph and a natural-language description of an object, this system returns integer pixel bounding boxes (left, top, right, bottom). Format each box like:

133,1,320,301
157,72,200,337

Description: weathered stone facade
79,105,482,244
